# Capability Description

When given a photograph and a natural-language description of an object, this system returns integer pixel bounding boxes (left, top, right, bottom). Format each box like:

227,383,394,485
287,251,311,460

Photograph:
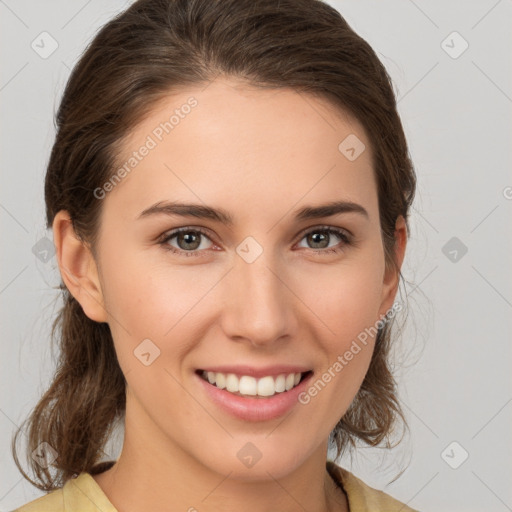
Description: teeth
285,373,295,391
257,376,275,397
275,374,286,392
201,370,305,397
216,372,226,389
226,373,239,393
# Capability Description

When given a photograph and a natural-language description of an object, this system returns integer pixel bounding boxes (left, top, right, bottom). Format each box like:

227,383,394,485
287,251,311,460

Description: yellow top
13,461,418,512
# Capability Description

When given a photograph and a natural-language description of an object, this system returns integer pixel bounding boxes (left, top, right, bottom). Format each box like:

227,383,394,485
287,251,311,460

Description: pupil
180,232,200,250
310,232,327,248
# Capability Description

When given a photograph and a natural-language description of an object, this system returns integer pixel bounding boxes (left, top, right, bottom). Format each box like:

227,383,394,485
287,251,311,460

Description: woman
12,0,418,510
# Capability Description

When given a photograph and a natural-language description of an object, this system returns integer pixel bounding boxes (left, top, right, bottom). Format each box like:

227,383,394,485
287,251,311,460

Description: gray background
1,1,511,511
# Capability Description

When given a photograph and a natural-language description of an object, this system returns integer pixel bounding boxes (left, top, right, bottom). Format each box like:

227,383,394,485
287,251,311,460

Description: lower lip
196,371,313,422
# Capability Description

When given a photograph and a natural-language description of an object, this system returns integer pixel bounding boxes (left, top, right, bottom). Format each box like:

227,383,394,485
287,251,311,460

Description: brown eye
160,228,214,256
175,231,202,250
297,227,351,254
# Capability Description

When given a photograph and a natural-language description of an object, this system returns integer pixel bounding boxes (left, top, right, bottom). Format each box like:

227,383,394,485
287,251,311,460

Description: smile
198,370,312,398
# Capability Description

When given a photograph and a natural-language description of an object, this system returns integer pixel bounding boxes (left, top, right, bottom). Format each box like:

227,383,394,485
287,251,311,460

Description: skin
53,77,407,512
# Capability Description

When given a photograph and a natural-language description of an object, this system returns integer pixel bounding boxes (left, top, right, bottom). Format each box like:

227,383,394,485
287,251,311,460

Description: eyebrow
137,200,369,224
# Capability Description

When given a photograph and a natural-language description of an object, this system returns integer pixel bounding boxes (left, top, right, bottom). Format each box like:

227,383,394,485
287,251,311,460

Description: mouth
195,369,313,399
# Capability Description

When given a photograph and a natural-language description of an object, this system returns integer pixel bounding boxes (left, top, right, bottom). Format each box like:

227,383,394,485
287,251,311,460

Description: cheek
294,256,384,401
100,246,192,327
301,255,385,343
99,250,221,368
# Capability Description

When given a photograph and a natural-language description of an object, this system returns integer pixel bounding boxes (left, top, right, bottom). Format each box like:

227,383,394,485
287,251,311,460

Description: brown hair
12,0,416,491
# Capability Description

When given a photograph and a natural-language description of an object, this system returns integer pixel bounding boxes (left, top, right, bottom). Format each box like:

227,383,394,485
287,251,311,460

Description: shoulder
11,486,65,512
327,460,419,512
12,471,117,512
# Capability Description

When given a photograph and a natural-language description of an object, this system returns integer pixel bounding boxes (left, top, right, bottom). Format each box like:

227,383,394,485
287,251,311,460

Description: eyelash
157,225,352,258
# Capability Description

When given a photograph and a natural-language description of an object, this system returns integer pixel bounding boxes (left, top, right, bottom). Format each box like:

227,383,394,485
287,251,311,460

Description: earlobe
378,215,407,318
52,210,108,323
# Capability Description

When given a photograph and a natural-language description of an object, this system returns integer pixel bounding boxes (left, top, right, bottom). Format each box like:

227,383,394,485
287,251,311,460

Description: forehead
104,77,378,223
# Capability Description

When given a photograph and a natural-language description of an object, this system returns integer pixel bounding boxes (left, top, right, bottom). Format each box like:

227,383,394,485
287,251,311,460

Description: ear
52,210,108,323
378,215,407,318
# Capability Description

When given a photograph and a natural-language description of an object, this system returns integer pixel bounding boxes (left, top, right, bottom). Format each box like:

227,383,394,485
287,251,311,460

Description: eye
296,226,352,255
158,225,352,258
159,227,215,257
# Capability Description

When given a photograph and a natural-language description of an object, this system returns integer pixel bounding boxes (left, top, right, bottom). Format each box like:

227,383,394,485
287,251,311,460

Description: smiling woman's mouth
196,369,313,398
194,367,314,421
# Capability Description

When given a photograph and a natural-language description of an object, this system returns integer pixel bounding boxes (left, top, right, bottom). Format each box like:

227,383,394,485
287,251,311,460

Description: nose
219,249,297,348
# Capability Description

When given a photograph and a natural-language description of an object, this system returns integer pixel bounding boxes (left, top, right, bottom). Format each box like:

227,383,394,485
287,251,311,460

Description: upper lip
197,365,312,379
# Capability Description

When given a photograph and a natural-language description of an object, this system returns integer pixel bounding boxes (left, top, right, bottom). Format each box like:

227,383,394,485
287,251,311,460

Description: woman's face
68,78,405,479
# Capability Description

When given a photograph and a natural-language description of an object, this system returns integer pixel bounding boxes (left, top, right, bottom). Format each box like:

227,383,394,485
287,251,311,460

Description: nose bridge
222,243,292,345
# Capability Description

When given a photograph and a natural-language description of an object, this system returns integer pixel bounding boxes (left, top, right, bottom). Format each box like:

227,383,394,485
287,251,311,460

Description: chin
195,437,312,482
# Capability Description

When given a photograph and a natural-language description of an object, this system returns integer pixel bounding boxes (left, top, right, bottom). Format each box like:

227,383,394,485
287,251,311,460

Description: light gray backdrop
1,1,511,511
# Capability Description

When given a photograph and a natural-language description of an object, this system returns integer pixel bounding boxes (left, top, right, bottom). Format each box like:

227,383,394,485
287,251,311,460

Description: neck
92,396,348,512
